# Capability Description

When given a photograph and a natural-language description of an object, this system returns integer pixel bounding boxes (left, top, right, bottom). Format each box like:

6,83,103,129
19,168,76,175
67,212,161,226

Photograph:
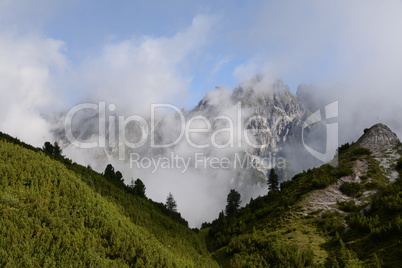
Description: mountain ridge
205,123,402,267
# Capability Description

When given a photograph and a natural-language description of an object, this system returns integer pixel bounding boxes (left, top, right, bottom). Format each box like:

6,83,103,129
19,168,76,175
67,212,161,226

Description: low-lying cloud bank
1,1,402,226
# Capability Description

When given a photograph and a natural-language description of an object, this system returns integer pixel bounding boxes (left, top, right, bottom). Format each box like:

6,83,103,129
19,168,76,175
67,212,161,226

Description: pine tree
103,164,124,182
104,164,115,179
43,141,53,155
132,178,146,198
165,192,177,212
115,171,123,182
53,142,62,158
225,189,241,217
42,141,63,158
268,168,279,192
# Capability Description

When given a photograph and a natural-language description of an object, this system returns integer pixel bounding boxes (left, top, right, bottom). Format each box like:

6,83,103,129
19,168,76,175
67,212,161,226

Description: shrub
365,181,381,190
338,200,358,212
335,167,353,179
396,157,402,172
340,182,362,197
318,212,345,235
348,214,380,233
312,175,333,189
360,175,369,181
353,147,372,156
338,143,350,154
227,231,314,267
375,193,402,213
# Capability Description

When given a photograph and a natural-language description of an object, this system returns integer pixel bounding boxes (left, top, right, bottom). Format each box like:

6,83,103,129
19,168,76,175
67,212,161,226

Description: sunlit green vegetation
2,129,402,267
0,132,218,267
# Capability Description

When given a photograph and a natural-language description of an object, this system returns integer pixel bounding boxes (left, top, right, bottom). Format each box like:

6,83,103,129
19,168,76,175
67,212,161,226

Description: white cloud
78,14,217,115
231,0,402,88
0,32,66,145
230,0,402,141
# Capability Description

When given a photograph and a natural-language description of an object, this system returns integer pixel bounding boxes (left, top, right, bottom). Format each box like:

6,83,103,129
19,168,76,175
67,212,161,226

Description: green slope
2,127,402,267
206,138,402,267
0,135,218,267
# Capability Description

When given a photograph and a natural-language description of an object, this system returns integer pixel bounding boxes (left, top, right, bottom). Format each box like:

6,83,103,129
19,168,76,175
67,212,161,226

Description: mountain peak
357,123,400,150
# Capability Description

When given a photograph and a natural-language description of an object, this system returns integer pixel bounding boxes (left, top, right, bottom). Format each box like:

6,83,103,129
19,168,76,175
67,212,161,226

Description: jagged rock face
239,84,307,182
196,80,307,158
357,123,400,150
189,79,310,182
242,87,305,157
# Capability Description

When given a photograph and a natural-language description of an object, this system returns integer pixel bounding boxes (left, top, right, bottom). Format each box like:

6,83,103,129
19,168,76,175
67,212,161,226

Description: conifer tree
132,178,146,198
115,171,123,182
268,168,279,192
225,189,241,217
104,164,115,179
42,141,63,158
53,142,62,157
103,164,124,182
165,192,177,212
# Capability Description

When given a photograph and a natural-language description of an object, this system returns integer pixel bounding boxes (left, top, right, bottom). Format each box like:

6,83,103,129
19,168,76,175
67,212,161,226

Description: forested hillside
205,124,402,267
2,124,402,267
0,132,218,267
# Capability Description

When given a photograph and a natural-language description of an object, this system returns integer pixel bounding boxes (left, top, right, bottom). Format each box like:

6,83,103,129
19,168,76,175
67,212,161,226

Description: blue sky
41,0,266,107
28,1,250,105
2,0,342,106
0,0,360,109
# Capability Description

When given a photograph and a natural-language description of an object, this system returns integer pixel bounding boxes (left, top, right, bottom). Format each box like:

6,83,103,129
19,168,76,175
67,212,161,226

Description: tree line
42,141,179,212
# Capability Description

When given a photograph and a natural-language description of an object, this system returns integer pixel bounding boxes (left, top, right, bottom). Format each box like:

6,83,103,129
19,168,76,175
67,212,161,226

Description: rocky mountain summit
357,123,400,150
357,123,401,183
193,79,309,178
52,78,311,180
194,79,307,157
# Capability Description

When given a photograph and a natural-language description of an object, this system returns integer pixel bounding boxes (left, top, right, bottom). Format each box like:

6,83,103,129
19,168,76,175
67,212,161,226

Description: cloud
231,1,402,87
77,14,218,115
208,55,233,80
0,32,67,146
230,0,402,141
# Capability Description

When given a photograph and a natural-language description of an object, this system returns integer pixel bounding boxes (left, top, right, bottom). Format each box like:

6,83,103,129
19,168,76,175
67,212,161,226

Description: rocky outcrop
301,160,367,214
357,123,401,183
301,124,401,215
357,123,399,150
